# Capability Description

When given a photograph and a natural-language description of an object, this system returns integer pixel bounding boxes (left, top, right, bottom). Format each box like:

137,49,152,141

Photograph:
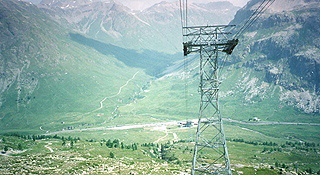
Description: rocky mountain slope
0,0,159,131
36,0,240,53
229,0,320,113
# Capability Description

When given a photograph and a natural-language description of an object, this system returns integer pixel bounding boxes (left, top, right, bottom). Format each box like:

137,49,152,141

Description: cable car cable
234,0,275,39
234,0,269,38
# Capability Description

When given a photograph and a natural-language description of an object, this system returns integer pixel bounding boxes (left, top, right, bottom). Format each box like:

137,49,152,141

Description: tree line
99,139,138,151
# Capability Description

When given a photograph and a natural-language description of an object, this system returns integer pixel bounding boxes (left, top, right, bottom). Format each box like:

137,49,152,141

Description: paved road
44,121,178,135
43,118,319,136
224,118,320,126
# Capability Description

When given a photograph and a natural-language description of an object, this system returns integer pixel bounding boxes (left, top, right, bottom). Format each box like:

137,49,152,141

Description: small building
178,120,194,127
253,117,261,122
248,117,261,122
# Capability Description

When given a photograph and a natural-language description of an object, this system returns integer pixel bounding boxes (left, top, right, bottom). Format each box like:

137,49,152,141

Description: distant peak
39,0,125,9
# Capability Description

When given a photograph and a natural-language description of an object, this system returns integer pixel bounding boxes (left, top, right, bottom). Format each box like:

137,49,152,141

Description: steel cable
234,0,275,39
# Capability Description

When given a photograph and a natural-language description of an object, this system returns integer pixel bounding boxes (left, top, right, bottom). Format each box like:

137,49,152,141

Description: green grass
56,128,167,144
224,124,286,143
0,136,187,174
118,61,320,126
1,1,162,132
0,40,151,131
233,167,278,175
1,122,320,174
239,124,320,144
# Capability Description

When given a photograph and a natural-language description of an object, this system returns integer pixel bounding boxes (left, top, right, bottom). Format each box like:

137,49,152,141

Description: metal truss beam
183,25,236,175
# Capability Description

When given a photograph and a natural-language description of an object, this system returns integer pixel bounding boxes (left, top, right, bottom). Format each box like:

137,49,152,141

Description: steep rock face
230,0,320,113
37,0,240,53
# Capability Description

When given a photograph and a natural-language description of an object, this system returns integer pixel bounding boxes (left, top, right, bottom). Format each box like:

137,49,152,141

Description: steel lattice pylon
183,25,237,175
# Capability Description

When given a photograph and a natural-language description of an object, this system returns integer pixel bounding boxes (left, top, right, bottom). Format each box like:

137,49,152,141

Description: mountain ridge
36,0,240,53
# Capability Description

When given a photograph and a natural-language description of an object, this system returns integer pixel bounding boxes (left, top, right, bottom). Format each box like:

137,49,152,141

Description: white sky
118,0,250,11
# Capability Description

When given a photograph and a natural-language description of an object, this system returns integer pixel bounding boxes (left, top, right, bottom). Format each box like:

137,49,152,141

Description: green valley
1,0,320,174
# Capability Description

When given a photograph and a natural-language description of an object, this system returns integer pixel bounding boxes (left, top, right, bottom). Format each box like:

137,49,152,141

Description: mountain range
37,0,240,53
0,0,319,134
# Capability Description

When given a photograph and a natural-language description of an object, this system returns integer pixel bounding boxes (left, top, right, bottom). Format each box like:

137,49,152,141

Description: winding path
44,142,54,153
39,71,140,133
97,71,140,111
72,71,139,117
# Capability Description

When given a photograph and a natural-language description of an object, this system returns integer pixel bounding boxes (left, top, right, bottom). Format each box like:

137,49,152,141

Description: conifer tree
110,152,115,158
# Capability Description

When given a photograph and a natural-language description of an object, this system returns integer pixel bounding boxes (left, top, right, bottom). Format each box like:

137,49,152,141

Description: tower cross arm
183,25,238,56
183,38,239,56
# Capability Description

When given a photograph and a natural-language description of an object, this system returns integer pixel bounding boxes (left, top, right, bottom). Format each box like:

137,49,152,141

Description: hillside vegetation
1,0,320,174
0,0,153,132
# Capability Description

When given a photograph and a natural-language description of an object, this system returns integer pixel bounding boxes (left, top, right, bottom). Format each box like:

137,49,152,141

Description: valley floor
1,122,319,175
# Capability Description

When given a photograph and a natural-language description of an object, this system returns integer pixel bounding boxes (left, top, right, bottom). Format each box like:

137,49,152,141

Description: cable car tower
179,1,237,174
179,0,276,174
184,25,236,175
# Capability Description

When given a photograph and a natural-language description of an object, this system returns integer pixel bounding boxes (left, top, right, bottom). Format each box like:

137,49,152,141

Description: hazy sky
118,0,250,11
